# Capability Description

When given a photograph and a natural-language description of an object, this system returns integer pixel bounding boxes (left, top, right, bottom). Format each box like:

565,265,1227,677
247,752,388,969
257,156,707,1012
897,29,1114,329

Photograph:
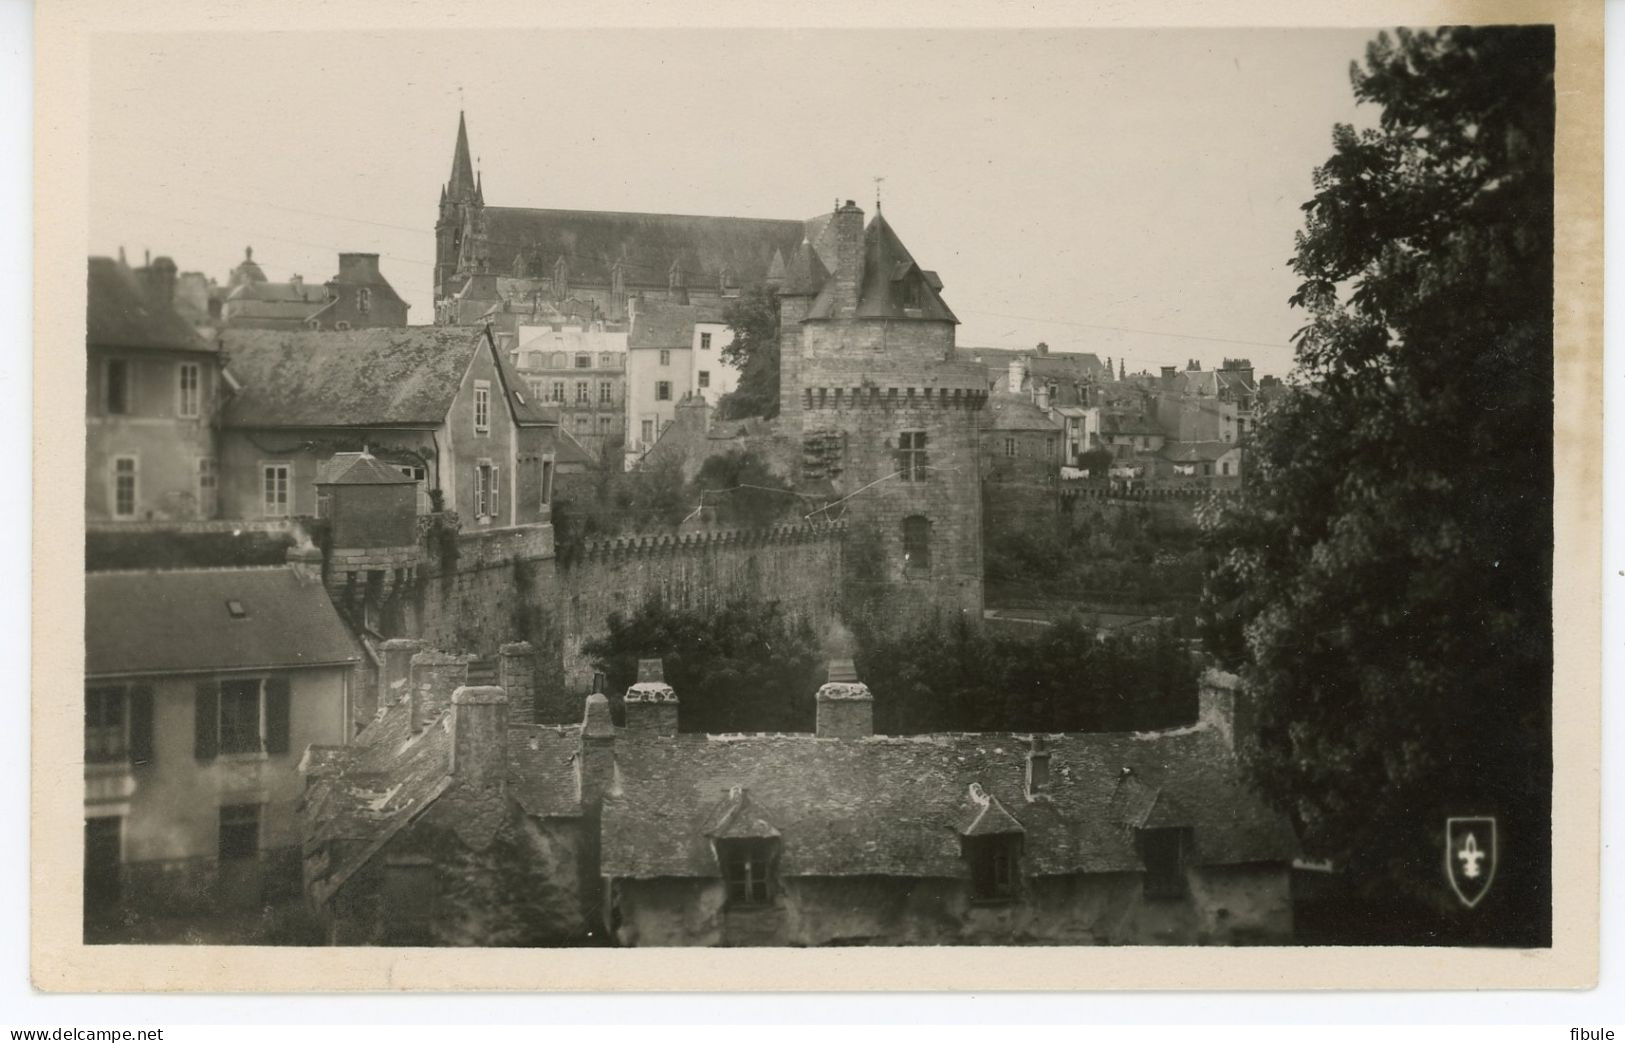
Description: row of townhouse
82,254,579,936
86,255,581,530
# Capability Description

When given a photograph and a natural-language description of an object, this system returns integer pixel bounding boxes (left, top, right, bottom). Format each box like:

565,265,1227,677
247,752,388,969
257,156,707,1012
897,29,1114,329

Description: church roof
447,110,476,198
478,206,807,292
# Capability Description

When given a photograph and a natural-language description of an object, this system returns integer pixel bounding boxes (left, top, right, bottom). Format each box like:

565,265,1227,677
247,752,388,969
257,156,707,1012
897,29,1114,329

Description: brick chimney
337,252,382,283
1025,734,1051,799
815,657,873,739
830,199,865,318
451,685,508,787
624,658,678,736
409,650,472,733
498,642,535,724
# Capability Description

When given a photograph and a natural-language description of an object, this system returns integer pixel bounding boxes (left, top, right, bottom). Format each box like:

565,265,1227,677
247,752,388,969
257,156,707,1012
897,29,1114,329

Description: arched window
902,515,931,575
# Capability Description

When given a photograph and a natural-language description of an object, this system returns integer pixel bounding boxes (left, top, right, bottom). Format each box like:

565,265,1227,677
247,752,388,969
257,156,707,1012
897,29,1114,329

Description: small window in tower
902,515,931,576
357,287,372,315
964,834,1021,902
897,431,928,481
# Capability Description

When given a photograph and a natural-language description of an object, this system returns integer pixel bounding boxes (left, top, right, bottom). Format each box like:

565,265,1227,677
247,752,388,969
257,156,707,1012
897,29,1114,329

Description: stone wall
552,522,846,721
412,523,561,667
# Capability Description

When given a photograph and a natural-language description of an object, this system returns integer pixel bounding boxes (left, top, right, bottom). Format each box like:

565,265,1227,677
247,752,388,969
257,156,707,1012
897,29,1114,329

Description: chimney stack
1025,735,1052,799
1007,357,1025,394
498,642,536,725
577,691,617,807
1197,668,1249,751
409,651,472,733
378,638,423,719
830,199,865,317
624,658,679,736
815,658,873,739
337,252,382,282
285,544,324,587
451,685,508,787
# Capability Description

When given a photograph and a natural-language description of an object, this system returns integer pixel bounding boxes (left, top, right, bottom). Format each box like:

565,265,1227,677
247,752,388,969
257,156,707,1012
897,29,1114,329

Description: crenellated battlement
578,520,847,560
801,386,989,412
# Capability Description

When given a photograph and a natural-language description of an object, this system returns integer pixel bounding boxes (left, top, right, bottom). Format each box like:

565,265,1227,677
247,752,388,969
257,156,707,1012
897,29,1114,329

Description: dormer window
717,838,777,908
964,834,1021,902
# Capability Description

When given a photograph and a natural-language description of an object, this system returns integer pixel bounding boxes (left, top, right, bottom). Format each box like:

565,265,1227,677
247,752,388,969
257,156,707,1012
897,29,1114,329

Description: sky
88,27,1383,379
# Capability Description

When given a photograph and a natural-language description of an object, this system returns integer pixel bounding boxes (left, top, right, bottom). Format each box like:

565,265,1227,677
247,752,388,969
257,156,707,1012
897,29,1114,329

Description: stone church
433,112,806,324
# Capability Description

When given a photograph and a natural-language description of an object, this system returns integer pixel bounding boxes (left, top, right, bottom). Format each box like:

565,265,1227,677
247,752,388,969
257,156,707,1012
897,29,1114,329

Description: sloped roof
1101,412,1164,437
85,567,360,678
986,393,1060,432
316,452,416,485
600,726,1296,880
221,327,552,428
628,299,725,349
1159,440,1239,463
226,280,331,304
86,257,213,353
806,211,958,323
479,207,806,291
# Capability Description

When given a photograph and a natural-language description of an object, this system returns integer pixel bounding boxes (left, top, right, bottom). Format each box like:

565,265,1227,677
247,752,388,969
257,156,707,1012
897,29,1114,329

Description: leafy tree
718,285,781,420
692,448,803,529
1201,27,1553,944
585,596,822,733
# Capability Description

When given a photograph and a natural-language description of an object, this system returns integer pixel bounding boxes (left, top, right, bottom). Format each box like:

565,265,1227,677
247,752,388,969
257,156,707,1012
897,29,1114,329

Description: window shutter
129,686,155,766
264,676,291,755
472,466,481,516
492,466,500,519
194,682,218,761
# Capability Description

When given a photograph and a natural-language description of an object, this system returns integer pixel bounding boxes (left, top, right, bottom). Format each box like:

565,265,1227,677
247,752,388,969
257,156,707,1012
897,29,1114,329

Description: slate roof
226,280,332,304
986,393,1060,433
628,299,726,350
806,211,958,323
1101,413,1165,438
86,257,214,353
600,725,1296,880
220,327,553,428
85,567,360,679
1159,441,1239,463
479,207,807,291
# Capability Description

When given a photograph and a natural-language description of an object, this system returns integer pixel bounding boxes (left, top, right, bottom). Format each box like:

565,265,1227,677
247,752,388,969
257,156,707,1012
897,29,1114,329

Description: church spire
447,110,476,198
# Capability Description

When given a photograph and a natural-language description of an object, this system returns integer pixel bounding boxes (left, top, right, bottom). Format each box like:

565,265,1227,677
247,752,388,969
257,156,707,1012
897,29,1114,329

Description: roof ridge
484,205,804,227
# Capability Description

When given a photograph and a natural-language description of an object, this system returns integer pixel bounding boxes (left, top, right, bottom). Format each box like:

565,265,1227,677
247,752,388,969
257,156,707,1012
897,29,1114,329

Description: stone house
625,298,733,460
305,253,410,330
1155,441,1244,488
84,563,361,924
300,656,1297,947
980,392,1062,534
221,273,333,330
217,326,561,526
86,256,223,523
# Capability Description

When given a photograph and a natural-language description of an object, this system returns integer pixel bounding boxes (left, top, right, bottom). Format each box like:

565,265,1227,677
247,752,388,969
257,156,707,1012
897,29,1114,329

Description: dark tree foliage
589,595,1198,737
856,616,1198,735
691,448,803,530
718,285,781,420
584,597,822,734
1200,27,1553,944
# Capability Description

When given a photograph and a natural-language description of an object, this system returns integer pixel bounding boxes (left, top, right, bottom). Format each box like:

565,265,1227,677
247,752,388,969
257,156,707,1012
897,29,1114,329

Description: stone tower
435,111,485,303
783,200,986,632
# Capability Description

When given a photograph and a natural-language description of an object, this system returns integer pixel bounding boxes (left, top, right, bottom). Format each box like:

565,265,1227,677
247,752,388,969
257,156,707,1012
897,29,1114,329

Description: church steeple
447,110,477,200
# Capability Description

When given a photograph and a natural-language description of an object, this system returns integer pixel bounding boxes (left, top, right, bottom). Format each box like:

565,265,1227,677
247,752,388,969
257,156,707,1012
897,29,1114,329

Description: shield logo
1445,816,1497,908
